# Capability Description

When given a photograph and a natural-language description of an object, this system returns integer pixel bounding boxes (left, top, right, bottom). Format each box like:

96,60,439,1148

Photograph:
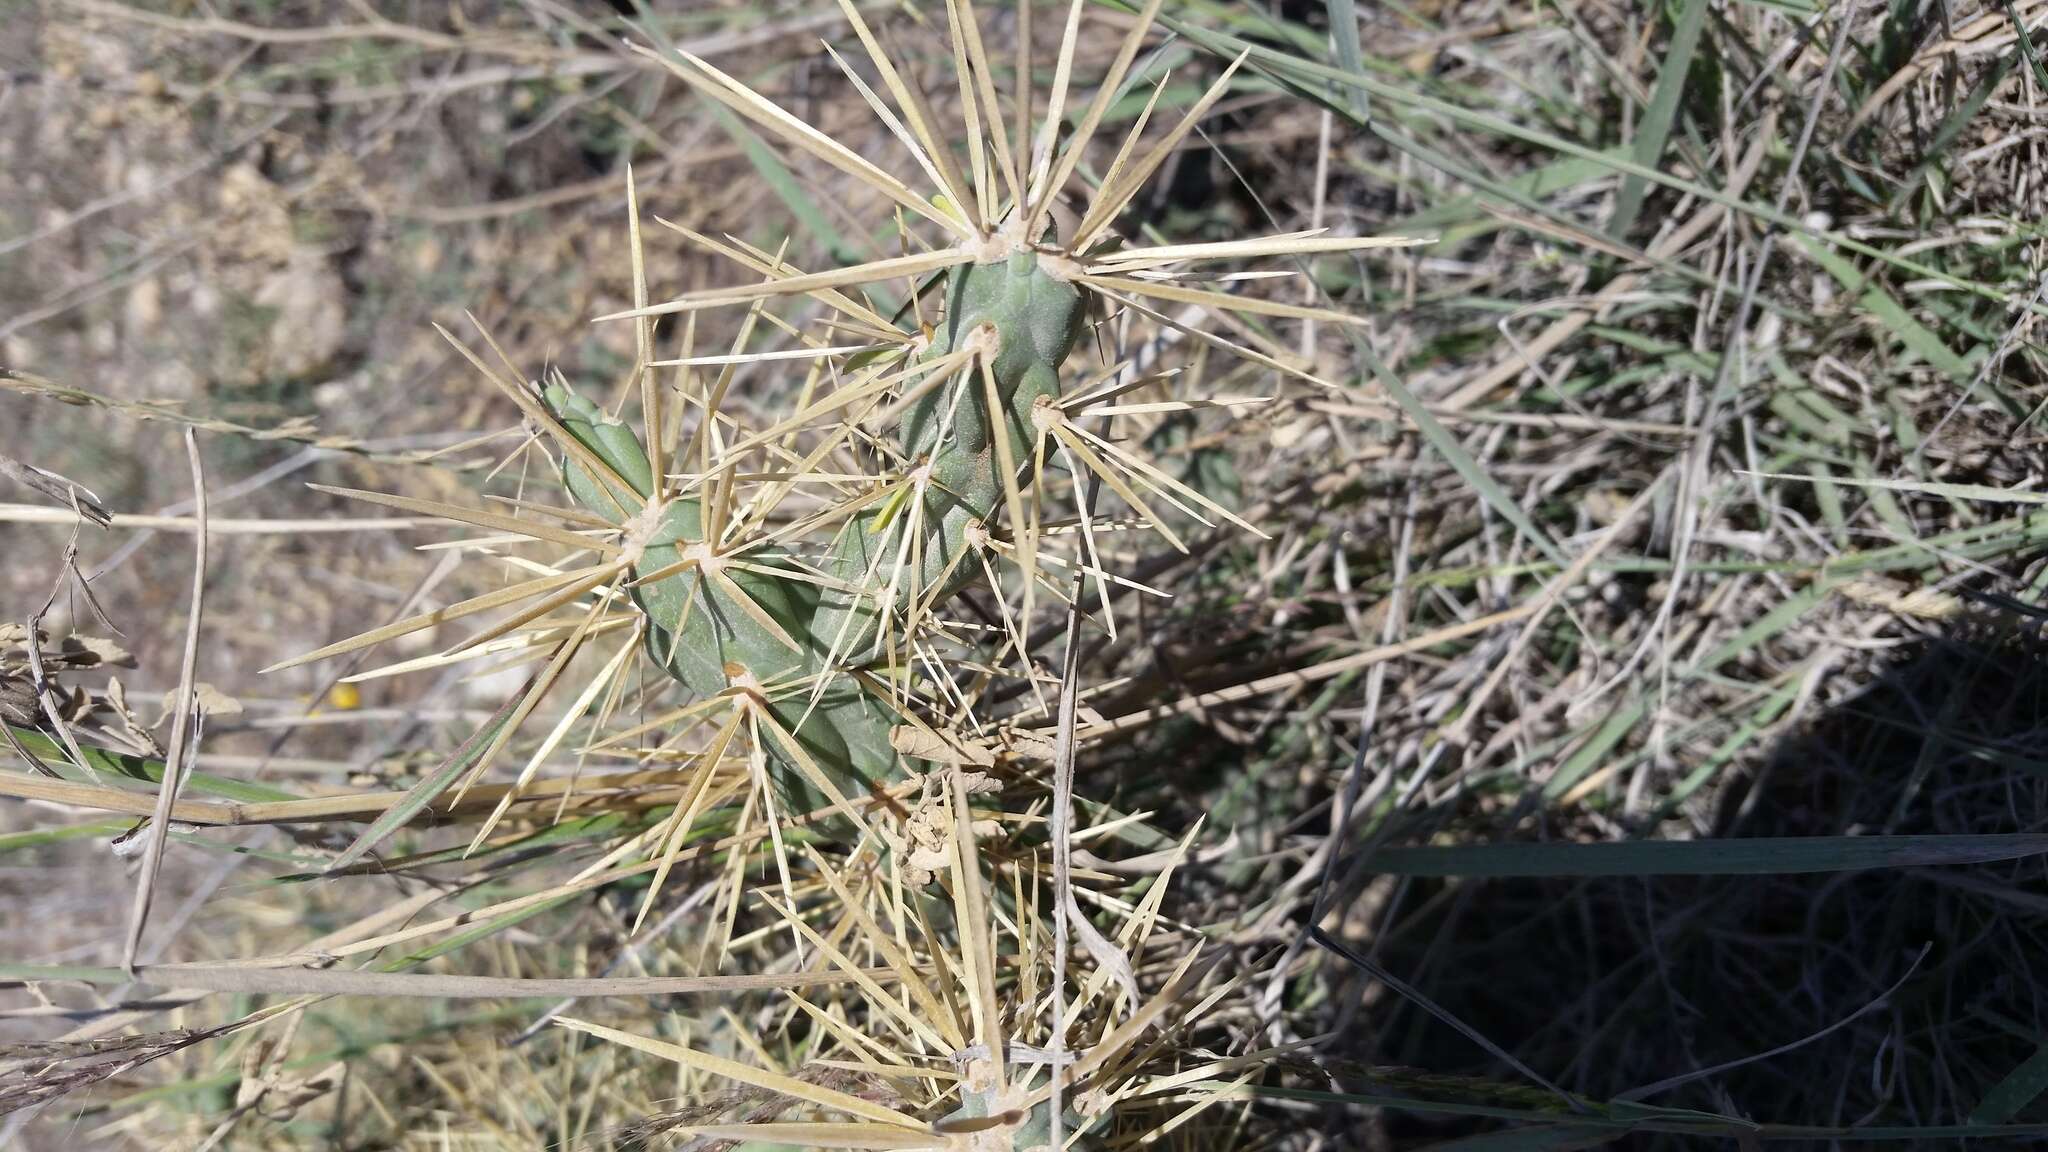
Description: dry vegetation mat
4,0,2048,1148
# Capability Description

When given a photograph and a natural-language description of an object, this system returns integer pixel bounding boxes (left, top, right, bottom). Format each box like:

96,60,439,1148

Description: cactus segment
809,250,1082,663
545,384,655,507
543,247,1085,814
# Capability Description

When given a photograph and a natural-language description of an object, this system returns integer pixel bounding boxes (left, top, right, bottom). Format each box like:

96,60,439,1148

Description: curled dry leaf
157,682,243,724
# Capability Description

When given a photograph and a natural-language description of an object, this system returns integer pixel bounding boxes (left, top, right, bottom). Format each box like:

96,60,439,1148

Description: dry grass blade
0,366,444,470
0,963,918,999
0,453,111,525
946,770,1008,1089
0,758,731,827
1074,603,1540,740
120,428,205,972
0,506,430,534
555,1018,930,1128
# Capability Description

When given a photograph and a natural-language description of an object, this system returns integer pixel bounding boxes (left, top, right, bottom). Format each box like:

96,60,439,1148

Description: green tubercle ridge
544,248,1084,813
810,248,1081,666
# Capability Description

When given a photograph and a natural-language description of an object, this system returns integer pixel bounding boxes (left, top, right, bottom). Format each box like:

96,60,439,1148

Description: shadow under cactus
1326,605,2048,1149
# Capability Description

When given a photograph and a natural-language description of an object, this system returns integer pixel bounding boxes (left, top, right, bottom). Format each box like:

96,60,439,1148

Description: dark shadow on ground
1338,607,2048,1149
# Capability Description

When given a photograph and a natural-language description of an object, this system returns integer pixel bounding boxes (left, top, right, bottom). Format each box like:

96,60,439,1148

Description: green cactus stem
546,245,1084,814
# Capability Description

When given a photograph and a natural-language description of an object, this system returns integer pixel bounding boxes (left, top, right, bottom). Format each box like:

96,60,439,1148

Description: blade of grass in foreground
1323,0,1369,123
1969,1039,2048,1125
0,818,128,853
1365,833,2048,877
1742,471,2048,505
5,724,296,803
1416,1126,1620,1149
1231,1082,2048,1140
327,692,522,872
1607,0,1710,241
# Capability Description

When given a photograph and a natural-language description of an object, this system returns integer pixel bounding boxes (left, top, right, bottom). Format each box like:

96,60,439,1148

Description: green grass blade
1969,1039,2048,1125
0,819,127,854
327,694,521,872
1421,1127,1622,1150
1608,0,1709,240
2009,0,2048,92
1894,50,2017,212
1367,833,2048,877
1792,237,1974,380
1324,0,1369,123
1540,704,1640,800
1346,327,1568,566
6,724,297,803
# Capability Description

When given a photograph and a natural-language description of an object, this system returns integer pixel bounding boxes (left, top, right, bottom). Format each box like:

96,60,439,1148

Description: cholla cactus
275,0,1419,1145
500,0,1419,824
538,232,1090,819
282,0,1417,826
